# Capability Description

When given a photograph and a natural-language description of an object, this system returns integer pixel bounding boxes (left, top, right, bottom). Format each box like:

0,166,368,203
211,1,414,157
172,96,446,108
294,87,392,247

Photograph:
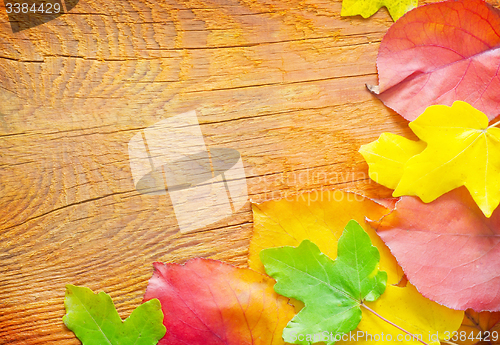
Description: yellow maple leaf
359,133,426,189
360,101,500,217
250,190,463,344
341,0,417,21
356,284,462,345
249,189,401,284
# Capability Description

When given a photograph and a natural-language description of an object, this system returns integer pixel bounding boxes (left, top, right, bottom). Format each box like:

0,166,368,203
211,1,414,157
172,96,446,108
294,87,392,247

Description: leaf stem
360,303,430,345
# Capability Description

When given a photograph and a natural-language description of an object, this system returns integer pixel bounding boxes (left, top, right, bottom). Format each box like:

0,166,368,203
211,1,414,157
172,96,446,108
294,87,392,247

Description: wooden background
0,0,491,343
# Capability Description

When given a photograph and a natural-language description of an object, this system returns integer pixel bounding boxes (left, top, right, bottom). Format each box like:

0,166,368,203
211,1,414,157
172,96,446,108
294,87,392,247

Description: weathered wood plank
0,0,486,343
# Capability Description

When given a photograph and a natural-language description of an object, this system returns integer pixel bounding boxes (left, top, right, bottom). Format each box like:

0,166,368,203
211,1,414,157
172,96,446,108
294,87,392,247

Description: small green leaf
260,220,387,345
63,285,166,345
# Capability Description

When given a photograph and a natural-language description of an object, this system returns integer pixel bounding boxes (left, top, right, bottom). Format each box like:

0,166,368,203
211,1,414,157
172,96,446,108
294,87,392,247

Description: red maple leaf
370,187,500,311
370,0,500,121
143,259,295,345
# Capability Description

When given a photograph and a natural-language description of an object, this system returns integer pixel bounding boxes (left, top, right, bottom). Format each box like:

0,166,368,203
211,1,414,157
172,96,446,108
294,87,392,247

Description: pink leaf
370,187,500,311
143,259,295,345
371,0,500,121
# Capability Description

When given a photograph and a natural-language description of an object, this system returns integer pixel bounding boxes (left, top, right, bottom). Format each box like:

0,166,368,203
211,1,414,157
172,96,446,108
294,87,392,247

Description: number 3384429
5,2,61,14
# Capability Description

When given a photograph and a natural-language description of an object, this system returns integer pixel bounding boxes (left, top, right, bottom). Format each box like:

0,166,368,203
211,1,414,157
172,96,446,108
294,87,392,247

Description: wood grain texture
1,0,494,343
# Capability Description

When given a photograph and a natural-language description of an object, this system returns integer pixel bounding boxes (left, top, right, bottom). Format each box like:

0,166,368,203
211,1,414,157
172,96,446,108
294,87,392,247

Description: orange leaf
455,310,500,345
143,259,295,345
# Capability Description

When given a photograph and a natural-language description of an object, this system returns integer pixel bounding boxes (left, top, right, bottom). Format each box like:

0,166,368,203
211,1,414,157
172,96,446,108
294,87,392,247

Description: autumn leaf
249,189,402,285
368,0,500,121
455,309,500,345
357,283,462,344
63,285,166,345
251,191,463,344
340,0,416,21
260,221,387,344
360,101,500,217
370,187,500,311
359,133,425,189
143,258,295,345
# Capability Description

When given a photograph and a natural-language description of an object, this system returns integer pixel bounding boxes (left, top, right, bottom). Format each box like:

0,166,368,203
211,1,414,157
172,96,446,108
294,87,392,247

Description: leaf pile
260,221,387,343
61,1,500,345
63,191,465,345
251,191,463,344
357,0,500,316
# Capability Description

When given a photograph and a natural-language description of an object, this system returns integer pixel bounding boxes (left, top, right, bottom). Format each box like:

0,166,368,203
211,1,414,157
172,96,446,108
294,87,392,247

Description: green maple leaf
341,0,417,21
260,220,387,345
63,285,166,345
